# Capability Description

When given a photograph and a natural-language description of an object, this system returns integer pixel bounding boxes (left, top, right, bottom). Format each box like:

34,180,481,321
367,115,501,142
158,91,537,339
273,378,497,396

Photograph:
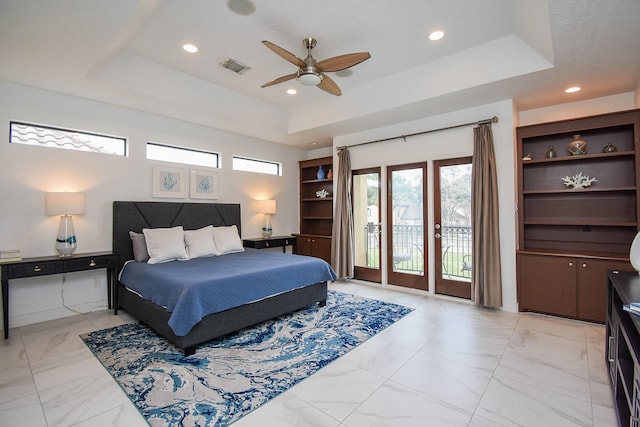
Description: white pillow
184,226,217,259
212,225,244,255
143,226,189,264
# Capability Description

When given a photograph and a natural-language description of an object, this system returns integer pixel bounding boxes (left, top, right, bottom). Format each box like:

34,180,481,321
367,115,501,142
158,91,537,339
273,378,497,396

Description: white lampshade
46,192,85,215
257,199,276,215
631,231,640,274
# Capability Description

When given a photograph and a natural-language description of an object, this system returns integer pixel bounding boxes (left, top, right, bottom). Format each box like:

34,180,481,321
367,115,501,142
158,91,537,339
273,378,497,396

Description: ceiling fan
260,37,370,96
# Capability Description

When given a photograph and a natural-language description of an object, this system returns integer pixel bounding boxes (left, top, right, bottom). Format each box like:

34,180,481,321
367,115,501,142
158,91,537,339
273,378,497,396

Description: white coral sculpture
562,172,597,189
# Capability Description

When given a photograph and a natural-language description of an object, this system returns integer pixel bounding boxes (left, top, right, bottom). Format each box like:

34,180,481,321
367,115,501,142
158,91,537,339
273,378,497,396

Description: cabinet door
311,237,332,264
296,237,313,257
578,259,632,323
517,254,577,317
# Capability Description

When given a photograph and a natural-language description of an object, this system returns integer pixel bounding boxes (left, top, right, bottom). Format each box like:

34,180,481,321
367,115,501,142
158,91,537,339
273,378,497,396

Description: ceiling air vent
220,58,251,74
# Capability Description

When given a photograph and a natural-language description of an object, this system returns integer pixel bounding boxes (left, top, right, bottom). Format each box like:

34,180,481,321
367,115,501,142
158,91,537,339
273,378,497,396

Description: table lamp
257,199,276,238
46,192,85,256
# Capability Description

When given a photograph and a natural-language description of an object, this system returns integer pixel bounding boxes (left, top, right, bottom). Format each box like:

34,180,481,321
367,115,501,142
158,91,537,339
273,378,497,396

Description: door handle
435,233,441,239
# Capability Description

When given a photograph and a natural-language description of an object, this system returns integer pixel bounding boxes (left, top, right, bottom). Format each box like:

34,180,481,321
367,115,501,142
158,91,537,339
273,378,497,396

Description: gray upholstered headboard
112,201,241,272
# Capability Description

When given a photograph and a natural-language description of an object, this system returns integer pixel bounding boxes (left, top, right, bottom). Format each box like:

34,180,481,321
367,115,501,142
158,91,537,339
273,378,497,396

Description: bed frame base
117,281,328,356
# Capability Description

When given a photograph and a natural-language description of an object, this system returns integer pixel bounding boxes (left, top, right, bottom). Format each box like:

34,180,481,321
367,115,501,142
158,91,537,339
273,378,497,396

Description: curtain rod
336,116,498,150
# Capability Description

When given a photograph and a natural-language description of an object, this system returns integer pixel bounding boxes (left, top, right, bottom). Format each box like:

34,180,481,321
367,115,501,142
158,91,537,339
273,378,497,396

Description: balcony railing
441,225,472,281
360,223,472,280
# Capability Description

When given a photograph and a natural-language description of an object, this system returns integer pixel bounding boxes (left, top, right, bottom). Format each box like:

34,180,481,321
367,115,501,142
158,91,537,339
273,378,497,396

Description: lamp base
55,215,77,257
262,214,273,239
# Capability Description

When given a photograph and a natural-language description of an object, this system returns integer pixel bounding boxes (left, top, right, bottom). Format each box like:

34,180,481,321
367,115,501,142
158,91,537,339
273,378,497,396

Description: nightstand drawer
242,236,296,252
7,261,62,278
67,256,115,272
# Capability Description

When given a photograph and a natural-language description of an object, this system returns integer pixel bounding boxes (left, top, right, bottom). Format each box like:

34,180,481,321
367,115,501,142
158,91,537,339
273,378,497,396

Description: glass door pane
353,168,381,282
387,163,427,290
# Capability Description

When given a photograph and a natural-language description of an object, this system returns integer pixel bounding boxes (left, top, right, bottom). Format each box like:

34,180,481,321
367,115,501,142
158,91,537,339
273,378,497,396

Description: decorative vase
602,142,617,153
545,145,556,158
568,135,587,156
327,168,333,180
317,165,326,180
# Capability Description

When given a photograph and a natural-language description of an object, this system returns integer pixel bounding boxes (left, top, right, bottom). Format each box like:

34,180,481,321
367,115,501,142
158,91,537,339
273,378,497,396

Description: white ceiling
1,0,638,148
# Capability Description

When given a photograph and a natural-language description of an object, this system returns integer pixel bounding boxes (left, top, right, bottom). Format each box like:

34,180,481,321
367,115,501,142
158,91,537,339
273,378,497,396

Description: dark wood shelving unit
293,156,333,265
516,109,639,323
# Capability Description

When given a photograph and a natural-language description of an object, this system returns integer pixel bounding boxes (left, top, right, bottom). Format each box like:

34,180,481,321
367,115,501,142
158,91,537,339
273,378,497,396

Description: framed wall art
152,165,187,198
190,168,219,199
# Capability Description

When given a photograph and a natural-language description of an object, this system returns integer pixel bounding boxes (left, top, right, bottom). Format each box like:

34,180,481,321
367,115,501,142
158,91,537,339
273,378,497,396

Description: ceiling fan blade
260,73,297,88
318,74,342,96
316,52,370,72
262,41,305,68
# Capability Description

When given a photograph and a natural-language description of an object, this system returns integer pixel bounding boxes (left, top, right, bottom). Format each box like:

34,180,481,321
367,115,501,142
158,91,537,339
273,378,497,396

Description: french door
353,168,381,282
433,157,472,299
387,163,428,290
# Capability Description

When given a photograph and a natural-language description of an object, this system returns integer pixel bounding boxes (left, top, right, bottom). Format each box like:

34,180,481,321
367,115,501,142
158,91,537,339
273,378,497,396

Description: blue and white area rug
81,290,413,426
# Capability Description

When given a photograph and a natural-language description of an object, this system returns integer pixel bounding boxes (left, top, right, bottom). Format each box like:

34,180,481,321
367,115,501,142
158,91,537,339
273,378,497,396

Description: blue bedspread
119,250,337,336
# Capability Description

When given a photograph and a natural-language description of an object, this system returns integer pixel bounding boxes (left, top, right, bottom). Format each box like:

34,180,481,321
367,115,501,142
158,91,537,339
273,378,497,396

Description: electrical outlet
93,277,101,288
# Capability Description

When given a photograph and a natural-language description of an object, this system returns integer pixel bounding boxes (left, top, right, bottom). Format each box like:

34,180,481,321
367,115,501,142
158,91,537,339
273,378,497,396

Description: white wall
0,81,305,330
518,92,636,126
334,100,519,312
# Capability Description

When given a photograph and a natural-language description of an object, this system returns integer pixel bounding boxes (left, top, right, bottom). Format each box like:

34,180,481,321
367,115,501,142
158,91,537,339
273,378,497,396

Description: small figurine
545,145,557,158
522,153,532,161
602,142,617,153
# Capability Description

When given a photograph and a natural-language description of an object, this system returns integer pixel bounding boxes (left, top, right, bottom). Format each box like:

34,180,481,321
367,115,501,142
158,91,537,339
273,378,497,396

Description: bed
112,201,334,356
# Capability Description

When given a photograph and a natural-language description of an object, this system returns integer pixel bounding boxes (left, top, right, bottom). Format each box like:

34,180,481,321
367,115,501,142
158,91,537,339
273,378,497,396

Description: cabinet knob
265,242,270,247
89,260,97,267
581,263,587,268
568,262,573,267
33,265,41,272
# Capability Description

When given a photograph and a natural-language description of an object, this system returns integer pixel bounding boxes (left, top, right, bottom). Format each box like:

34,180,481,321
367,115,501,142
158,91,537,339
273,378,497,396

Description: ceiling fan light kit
261,37,370,96
298,71,322,86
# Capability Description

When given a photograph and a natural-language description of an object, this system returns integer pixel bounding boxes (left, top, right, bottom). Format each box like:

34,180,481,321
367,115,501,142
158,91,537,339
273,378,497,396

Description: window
146,142,219,168
232,156,281,176
10,121,126,156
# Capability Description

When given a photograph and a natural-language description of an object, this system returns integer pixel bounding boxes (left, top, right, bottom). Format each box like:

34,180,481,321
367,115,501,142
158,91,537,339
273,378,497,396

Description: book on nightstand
0,249,22,262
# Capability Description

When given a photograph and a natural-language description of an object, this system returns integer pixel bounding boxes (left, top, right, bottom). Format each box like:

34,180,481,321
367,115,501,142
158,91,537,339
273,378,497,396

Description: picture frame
190,168,219,199
152,165,187,198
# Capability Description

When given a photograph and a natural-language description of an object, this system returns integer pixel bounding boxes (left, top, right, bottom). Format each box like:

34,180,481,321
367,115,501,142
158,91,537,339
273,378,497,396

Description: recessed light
286,88,297,95
565,86,581,93
429,30,445,41
183,44,198,53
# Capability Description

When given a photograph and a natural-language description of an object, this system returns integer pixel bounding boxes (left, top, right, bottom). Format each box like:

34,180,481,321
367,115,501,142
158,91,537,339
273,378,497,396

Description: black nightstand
0,251,118,339
242,236,297,253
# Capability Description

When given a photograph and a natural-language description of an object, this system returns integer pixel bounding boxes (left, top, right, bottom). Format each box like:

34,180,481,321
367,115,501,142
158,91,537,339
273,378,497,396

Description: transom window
232,156,281,176
146,142,219,168
10,121,127,156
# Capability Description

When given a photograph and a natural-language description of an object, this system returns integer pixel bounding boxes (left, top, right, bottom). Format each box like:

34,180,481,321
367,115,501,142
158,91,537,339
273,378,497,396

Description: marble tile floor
0,280,617,426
